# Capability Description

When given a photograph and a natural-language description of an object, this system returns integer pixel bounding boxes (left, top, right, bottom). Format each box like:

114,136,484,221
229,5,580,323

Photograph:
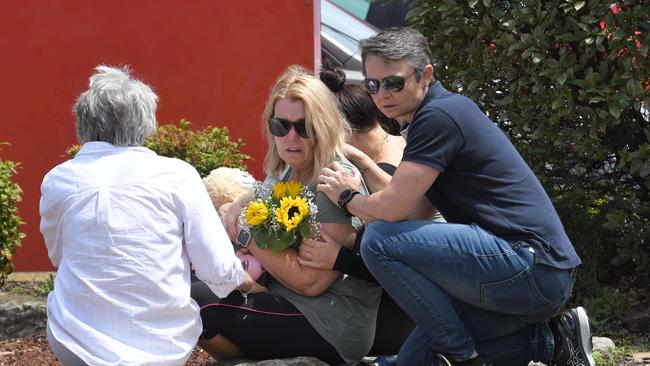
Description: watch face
338,190,348,205
236,229,251,247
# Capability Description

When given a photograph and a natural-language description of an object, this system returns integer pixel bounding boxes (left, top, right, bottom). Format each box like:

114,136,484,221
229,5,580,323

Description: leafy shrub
68,119,250,177
0,143,25,286
582,287,633,335
409,0,649,296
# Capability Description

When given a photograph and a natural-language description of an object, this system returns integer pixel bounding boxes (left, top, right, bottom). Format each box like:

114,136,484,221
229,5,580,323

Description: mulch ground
0,336,215,366
1,279,647,365
0,280,215,366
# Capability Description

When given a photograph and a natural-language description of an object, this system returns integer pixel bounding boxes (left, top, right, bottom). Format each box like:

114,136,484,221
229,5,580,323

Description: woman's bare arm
345,144,392,193
222,202,355,297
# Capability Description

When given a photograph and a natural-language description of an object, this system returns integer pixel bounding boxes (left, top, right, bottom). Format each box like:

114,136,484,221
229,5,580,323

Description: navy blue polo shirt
401,82,580,269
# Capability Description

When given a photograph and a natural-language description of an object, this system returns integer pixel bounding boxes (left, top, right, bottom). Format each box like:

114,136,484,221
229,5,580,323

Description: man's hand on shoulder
316,161,362,205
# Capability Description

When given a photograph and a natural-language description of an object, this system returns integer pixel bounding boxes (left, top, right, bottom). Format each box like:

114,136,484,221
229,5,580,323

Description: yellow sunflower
245,201,269,226
273,180,303,200
285,180,302,197
273,181,288,200
275,196,309,231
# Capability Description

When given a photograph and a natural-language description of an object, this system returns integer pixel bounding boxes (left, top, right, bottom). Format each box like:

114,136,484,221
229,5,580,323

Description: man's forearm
347,190,408,222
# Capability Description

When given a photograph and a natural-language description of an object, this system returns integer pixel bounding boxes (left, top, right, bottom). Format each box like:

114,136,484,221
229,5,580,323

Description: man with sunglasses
317,27,593,366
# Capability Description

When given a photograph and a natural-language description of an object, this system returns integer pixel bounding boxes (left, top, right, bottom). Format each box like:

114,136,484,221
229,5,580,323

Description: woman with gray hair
40,65,259,366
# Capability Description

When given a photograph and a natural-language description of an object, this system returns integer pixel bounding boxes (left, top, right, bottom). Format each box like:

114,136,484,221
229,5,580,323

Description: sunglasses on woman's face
269,117,309,138
364,70,417,94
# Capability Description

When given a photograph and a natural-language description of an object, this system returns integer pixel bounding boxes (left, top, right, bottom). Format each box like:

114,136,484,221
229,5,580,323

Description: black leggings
191,278,344,365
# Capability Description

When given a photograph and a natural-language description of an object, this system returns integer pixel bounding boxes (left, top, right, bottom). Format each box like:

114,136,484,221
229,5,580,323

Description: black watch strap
337,189,360,216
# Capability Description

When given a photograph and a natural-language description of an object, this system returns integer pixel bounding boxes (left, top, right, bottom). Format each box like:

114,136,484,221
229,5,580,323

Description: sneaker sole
573,306,596,366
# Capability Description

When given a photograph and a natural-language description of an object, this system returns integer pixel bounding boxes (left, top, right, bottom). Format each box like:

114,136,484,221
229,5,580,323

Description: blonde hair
262,65,351,184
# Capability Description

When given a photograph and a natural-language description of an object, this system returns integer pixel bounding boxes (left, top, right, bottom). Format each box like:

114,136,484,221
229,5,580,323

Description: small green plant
31,273,55,297
67,119,250,177
593,346,632,366
0,142,25,286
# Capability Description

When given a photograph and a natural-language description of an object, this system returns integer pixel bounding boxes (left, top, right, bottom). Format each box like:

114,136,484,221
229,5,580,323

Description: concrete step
7,272,55,283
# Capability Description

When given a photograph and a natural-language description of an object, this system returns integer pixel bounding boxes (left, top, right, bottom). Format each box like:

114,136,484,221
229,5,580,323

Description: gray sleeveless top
267,157,381,362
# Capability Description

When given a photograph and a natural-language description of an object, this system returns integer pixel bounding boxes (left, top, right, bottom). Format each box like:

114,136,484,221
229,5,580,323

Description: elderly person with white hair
39,65,260,366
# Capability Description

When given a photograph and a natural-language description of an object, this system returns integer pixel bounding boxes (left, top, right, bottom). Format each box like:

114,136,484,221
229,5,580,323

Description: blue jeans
360,221,575,366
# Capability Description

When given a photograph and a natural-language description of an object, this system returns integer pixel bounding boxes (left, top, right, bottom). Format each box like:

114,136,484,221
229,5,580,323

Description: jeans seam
383,234,518,260
372,241,453,360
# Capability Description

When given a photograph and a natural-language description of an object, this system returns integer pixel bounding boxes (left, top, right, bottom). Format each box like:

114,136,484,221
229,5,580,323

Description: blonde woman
191,65,381,364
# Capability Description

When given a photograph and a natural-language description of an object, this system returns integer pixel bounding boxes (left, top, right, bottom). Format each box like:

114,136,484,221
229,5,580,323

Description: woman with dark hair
318,64,403,178
319,64,401,136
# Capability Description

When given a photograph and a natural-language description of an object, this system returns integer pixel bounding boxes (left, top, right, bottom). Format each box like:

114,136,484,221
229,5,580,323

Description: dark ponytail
319,61,384,132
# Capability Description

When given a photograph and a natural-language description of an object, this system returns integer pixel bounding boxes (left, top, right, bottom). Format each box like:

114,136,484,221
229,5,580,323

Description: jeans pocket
480,267,552,314
530,265,575,310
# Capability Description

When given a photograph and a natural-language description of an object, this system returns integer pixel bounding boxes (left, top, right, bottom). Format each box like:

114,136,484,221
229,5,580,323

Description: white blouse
40,142,246,366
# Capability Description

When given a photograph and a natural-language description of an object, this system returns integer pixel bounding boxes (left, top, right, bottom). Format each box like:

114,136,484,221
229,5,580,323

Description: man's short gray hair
74,65,158,146
360,27,432,80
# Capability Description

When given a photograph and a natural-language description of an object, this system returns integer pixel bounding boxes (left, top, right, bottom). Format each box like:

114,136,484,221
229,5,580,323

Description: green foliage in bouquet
67,119,250,177
0,143,25,285
409,0,649,295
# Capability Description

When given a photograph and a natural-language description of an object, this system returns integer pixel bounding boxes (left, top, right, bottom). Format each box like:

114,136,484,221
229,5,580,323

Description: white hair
74,65,158,146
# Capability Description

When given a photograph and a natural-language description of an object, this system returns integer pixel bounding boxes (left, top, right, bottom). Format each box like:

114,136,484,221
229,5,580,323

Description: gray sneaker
550,306,596,366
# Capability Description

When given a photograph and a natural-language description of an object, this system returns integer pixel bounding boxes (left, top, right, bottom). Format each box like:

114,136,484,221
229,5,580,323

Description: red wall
0,1,319,271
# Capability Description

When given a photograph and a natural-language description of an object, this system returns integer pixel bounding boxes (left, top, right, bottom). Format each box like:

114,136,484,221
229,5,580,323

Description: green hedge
409,0,648,295
68,119,251,177
0,143,24,286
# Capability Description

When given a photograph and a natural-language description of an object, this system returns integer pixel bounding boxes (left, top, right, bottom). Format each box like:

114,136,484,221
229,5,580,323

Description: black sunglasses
269,117,309,138
364,70,417,94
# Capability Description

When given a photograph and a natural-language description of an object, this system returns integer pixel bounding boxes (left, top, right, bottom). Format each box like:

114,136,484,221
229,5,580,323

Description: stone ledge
216,358,328,366
0,293,46,340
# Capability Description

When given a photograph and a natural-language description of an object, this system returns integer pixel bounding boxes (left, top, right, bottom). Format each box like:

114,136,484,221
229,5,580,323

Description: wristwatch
235,227,252,247
337,189,360,216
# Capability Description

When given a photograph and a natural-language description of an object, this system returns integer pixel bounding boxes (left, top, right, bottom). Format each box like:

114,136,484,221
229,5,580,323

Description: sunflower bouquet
241,180,319,252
